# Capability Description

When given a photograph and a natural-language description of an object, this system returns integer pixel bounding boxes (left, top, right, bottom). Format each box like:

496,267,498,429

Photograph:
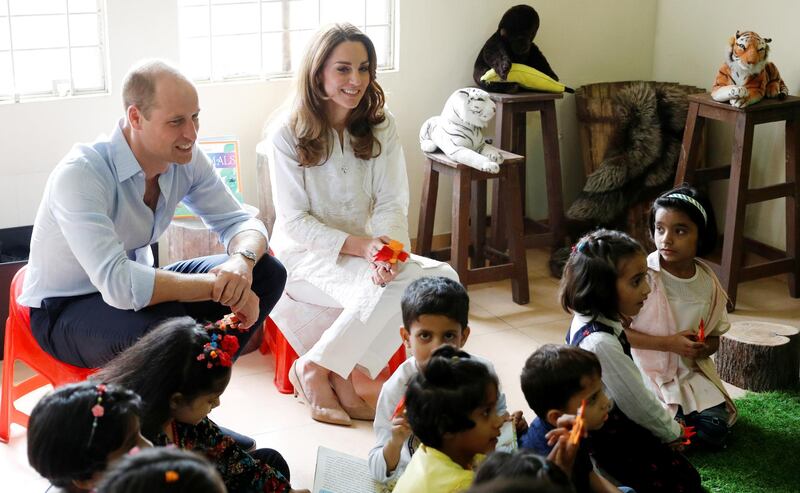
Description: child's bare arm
696,336,720,358
589,470,623,493
382,415,411,473
625,328,704,357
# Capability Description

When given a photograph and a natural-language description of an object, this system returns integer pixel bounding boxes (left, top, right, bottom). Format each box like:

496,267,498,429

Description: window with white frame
0,0,108,103
178,0,395,83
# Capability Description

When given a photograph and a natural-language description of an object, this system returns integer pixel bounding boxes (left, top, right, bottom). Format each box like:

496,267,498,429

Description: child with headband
27,381,151,492
96,316,309,493
627,185,737,448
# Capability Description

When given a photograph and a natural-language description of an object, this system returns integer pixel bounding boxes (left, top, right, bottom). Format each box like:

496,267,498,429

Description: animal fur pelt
549,82,698,278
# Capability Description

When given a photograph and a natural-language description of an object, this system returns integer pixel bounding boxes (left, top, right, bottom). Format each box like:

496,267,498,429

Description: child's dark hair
520,345,602,419
559,229,645,320
96,447,224,493
467,477,575,493
401,276,469,329
95,316,232,437
404,345,497,449
650,184,717,256
27,381,142,488
473,450,573,490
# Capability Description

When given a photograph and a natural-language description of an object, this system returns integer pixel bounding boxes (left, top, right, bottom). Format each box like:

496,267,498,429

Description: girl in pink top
628,185,737,449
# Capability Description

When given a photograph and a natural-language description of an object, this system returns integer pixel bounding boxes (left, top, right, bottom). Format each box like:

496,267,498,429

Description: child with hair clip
561,229,703,492
473,450,574,491
97,447,226,493
392,345,508,493
95,316,309,493
627,185,737,448
27,381,151,492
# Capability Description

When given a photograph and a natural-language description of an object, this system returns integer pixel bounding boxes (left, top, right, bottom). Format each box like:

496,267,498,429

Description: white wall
0,0,658,240
652,0,800,249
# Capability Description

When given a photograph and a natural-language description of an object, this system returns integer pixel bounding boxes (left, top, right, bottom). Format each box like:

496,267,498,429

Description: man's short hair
401,276,469,330
520,344,601,419
121,59,190,118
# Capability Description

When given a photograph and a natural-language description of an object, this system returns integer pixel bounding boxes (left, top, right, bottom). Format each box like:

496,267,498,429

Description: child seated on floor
392,345,507,493
561,229,703,493
368,276,525,486
27,381,151,492
472,449,574,493
97,446,226,493
627,185,737,448
95,316,309,493
519,344,630,492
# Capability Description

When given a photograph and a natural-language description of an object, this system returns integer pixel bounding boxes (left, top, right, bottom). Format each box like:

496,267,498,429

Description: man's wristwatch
233,249,258,264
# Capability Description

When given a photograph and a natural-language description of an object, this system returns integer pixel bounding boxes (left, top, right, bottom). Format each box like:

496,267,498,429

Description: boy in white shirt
367,276,519,486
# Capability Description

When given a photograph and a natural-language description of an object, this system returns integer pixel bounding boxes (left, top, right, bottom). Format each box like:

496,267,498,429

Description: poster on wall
174,137,244,218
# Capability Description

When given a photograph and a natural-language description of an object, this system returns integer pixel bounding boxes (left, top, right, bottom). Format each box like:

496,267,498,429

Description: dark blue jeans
31,254,286,368
676,402,731,448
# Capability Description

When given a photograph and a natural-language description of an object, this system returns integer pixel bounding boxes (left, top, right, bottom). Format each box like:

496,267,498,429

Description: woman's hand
342,235,391,260
370,260,399,287
667,330,705,358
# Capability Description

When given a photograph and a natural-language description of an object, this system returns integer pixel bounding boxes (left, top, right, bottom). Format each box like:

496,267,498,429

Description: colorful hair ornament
165,470,180,483
197,317,241,369
87,383,107,446
666,193,708,225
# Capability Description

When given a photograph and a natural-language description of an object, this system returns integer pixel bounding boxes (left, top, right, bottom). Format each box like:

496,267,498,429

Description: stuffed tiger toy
419,88,503,173
711,30,789,108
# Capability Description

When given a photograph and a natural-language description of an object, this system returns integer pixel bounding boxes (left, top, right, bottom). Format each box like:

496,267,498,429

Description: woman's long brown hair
291,23,386,167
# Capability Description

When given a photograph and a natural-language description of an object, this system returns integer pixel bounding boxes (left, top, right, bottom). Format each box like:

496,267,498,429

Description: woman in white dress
264,23,457,426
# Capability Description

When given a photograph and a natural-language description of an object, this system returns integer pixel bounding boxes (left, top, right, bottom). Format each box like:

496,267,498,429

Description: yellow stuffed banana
481,63,574,93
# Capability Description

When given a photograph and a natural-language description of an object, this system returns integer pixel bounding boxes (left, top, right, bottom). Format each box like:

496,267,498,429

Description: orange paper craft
697,318,706,343
681,425,697,446
392,396,406,419
374,240,410,264
569,400,586,445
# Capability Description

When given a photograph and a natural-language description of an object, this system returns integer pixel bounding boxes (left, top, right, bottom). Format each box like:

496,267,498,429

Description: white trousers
285,255,458,378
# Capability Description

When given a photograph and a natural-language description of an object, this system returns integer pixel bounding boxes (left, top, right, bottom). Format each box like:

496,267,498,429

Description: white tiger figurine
419,87,503,173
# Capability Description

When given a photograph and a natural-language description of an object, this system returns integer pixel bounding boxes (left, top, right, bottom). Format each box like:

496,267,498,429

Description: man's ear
545,409,564,428
127,105,144,130
459,326,471,347
400,326,411,349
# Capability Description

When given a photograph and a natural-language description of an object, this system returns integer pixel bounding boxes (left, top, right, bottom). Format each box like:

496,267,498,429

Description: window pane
0,18,9,51
320,0,364,25
288,29,312,72
69,13,99,47
0,51,13,98
261,32,282,73
366,25,389,67
260,1,281,32
180,0,208,6
68,0,98,13
180,36,211,80
12,15,68,49
0,0,7,14
366,0,390,26
288,0,317,30
71,46,103,90
211,3,258,36
180,5,209,38
14,48,70,94
211,0,255,5
211,33,259,78
9,0,66,15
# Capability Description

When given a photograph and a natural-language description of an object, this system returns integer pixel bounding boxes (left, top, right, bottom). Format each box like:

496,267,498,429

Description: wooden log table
716,321,800,392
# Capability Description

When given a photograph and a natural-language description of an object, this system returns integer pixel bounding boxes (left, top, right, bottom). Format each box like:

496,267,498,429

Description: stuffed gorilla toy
473,4,558,93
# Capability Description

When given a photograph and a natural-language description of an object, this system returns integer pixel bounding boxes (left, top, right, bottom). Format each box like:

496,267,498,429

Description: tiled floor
2,248,799,491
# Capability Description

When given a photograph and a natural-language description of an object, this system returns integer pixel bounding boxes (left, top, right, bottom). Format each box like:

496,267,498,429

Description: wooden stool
716,321,799,392
415,150,529,304
675,93,800,310
488,91,566,249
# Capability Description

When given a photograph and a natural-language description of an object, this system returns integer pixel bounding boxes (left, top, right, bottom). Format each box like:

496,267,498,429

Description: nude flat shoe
329,373,376,421
288,360,352,426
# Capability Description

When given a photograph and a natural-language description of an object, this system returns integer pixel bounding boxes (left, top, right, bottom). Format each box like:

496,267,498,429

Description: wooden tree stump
716,321,800,392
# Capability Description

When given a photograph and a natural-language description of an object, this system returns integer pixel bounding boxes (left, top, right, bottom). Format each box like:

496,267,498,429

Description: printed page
312,446,388,493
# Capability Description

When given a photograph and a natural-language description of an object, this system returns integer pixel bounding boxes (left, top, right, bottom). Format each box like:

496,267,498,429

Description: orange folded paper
697,318,706,343
374,240,409,264
569,399,586,445
681,425,697,446
392,396,406,419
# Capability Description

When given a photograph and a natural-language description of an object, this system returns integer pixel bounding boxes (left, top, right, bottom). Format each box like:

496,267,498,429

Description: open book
312,446,390,493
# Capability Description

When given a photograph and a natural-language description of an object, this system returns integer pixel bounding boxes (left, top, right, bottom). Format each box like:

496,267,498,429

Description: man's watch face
235,249,257,262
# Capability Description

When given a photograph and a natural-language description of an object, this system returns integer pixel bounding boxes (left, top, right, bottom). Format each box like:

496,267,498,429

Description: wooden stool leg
490,104,515,255
471,180,487,268
786,117,800,297
675,101,705,185
720,115,755,310
452,168,471,282
415,160,438,256
513,111,527,211
540,101,565,247
504,162,530,304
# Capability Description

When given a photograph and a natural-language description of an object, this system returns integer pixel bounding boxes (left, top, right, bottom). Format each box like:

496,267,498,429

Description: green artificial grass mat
688,390,800,493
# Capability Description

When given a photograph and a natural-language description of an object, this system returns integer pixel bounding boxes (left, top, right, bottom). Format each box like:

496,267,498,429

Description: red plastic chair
260,316,407,394
1,266,96,443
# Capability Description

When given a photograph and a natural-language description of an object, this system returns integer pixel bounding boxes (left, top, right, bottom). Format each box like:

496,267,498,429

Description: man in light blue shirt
19,60,286,368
